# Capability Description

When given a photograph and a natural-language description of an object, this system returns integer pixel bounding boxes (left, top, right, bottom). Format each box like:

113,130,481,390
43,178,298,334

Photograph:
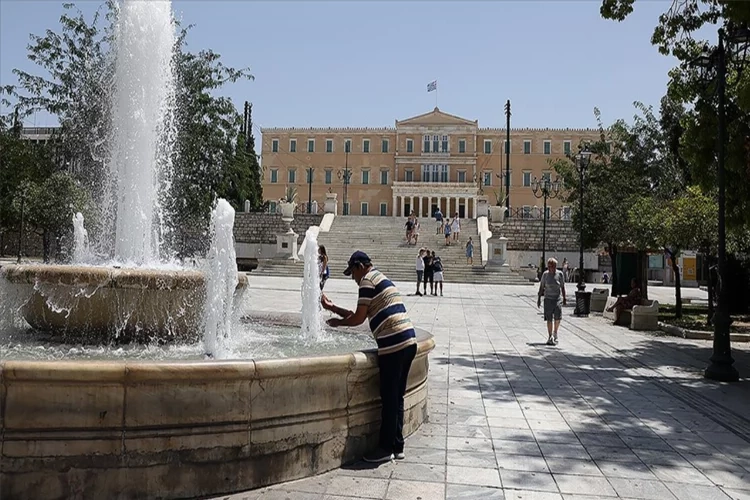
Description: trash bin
574,291,592,317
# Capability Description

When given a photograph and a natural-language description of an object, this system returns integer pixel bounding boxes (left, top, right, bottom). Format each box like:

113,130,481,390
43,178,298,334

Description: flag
427,80,437,92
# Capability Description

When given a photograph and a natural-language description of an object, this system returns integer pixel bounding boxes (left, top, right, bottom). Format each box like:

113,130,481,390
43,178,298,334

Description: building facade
262,108,599,219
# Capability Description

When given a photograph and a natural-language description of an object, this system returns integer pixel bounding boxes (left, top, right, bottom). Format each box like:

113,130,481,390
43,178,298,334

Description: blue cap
343,251,371,276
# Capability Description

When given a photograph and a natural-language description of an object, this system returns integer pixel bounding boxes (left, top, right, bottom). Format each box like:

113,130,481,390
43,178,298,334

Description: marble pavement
211,276,750,500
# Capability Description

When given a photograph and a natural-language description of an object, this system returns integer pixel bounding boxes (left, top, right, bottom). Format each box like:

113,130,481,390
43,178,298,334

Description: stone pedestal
276,229,298,261
476,196,489,219
324,193,338,214
486,235,510,271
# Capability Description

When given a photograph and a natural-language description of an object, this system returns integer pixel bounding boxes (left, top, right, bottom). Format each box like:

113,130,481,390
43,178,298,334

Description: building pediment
397,108,477,127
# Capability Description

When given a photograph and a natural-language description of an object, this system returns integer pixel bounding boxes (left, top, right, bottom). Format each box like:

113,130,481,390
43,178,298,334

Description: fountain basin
0,313,434,499
1,264,248,342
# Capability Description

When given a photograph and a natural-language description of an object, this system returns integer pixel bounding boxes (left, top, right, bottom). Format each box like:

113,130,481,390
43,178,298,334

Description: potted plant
489,190,507,222
279,186,297,219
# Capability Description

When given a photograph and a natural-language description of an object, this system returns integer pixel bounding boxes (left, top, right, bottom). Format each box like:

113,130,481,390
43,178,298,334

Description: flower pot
489,205,505,223
280,202,296,219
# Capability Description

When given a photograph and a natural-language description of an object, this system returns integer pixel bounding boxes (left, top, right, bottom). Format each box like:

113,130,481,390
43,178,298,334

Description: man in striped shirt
324,251,418,463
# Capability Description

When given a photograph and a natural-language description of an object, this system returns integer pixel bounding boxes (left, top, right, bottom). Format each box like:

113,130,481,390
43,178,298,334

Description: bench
603,296,660,330
590,288,610,313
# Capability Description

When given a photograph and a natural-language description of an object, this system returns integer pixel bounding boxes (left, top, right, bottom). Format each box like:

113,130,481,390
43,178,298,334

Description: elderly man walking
537,257,566,345
322,251,417,463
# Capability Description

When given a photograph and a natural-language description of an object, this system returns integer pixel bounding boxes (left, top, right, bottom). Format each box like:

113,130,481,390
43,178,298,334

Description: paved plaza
215,276,750,500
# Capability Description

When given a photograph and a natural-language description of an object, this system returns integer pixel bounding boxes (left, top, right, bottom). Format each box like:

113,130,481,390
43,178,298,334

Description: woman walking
465,237,474,266
444,220,452,246
451,214,461,242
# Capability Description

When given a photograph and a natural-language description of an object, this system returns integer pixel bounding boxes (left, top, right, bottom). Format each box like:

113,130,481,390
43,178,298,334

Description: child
444,220,452,246
466,237,474,265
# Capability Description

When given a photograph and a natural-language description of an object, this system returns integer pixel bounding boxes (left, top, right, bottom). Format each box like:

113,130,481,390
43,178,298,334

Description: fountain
0,0,433,498
72,212,91,264
300,227,325,341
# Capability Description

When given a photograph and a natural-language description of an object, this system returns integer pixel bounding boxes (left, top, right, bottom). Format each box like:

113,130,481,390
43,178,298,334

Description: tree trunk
42,230,51,263
609,243,618,297
667,248,682,318
707,258,715,326
638,251,649,301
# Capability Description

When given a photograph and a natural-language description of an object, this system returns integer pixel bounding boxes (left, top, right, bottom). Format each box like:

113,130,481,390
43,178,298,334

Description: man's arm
322,295,353,318
336,304,368,327
559,272,567,303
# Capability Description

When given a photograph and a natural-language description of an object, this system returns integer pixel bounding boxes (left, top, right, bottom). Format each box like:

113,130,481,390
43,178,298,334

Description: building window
523,205,531,219
325,169,332,184
269,201,277,213
288,169,296,184
343,202,350,215
523,171,531,187
484,140,492,154
307,139,315,153
483,172,492,186
326,139,333,153
459,139,466,153
421,164,449,183
563,140,571,155
458,171,466,183
380,170,388,185
407,139,414,153
423,135,430,153
345,139,351,153
363,139,370,153
441,135,448,153
562,206,571,220
405,170,414,182
504,140,510,154
382,139,389,153
272,139,279,153
361,202,369,216
523,140,531,155
432,135,439,152
306,169,313,183
270,169,278,183
289,139,297,153
543,140,551,155
380,202,387,216
362,170,370,184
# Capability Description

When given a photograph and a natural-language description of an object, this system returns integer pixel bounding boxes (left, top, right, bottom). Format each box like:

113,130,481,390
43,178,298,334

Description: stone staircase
254,216,530,285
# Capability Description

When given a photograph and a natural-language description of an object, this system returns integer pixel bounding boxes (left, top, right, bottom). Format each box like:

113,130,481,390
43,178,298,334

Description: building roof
396,107,477,126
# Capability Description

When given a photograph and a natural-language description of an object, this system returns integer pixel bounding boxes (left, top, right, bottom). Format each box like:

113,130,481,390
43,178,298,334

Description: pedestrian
415,248,425,296
423,249,434,295
318,245,331,307
322,251,417,463
537,257,566,346
404,215,414,245
413,217,420,245
562,258,569,282
451,214,461,242
434,208,444,235
431,250,444,296
465,237,474,266
444,219,452,246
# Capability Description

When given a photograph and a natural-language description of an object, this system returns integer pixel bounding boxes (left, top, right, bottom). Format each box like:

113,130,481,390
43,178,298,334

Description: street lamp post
504,100,511,215
573,147,592,316
306,167,314,214
690,25,750,382
337,147,351,215
531,175,561,274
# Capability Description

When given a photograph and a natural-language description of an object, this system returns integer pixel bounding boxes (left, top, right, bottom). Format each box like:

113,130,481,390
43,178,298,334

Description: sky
0,0,694,131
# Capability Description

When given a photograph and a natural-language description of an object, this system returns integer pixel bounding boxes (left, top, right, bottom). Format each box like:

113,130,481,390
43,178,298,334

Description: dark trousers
378,343,417,453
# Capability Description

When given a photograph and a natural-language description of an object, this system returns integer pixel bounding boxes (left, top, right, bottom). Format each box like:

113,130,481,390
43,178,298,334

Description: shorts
423,272,434,284
416,270,424,282
543,297,562,322
434,271,444,282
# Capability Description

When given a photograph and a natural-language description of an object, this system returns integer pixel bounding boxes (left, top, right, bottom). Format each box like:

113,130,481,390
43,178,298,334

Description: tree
217,102,263,212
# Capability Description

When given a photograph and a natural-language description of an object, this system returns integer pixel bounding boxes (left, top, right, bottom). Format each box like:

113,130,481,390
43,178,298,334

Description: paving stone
447,449,497,468
544,458,602,477
502,492,562,500
446,436,494,452
447,465,502,488
391,462,445,483
385,479,445,500
501,470,559,493
324,476,389,498
664,482,733,500
552,473,617,496
595,459,657,479
649,464,713,485
607,477,679,500
445,484,505,499
495,454,550,473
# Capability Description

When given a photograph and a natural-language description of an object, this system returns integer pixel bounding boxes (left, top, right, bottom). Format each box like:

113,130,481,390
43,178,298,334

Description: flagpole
435,80,438,108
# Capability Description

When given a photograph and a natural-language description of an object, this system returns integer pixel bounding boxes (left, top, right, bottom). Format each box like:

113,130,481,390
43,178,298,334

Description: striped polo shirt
357,269,417,355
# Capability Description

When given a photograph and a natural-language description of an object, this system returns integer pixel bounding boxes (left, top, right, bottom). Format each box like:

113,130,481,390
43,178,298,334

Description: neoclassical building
260,108,599,219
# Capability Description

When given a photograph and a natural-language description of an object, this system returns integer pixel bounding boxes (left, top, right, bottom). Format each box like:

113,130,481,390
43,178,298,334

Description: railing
505,207,571,221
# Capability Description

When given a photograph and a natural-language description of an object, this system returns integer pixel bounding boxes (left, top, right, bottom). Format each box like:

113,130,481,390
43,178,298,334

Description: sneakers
553,336,559,345
546,337,555,346
394,451,405,460
362,448,394,463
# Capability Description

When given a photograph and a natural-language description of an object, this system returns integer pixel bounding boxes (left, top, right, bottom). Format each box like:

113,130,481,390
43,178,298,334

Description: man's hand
537,296,541,308
327,318,342,327
563,297,567,306
321,295,335,311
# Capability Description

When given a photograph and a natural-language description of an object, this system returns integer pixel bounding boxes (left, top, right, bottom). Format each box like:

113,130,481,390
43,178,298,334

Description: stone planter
489,205,505,223
280,202,296,220
476,196,489,218
324,192,338,214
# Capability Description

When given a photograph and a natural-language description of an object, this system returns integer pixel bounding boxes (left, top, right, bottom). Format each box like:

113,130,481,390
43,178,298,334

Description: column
472,197,477,219
454,197,459,217
400,196,405,218
392,195,397,218
416,197,421,218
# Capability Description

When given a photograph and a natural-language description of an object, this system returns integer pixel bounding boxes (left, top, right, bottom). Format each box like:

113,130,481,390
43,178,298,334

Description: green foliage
217,103,263,212
282,186,298,203
664,186,718,255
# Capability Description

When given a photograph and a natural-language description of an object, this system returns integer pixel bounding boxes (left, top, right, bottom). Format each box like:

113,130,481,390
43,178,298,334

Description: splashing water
301,229,326,340
72,213,91,264
105,0,177,265
202,199,239,358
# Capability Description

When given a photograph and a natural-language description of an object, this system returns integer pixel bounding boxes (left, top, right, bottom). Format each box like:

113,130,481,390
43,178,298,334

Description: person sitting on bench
606,278,642,324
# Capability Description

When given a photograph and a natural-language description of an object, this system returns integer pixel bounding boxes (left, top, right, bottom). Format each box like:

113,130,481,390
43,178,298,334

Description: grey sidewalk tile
595,459,657,479
633,449,694,468
324,476,389,498
722,488,750,500
446,436,494,452
649,464,713,485
391,462,445,482
252,491,322,500
447,449,498,468
585,445,641,462
607,477,679,500
664,482,733,500
385,479,445,500
490,427,537,442
574,431,626,448
544,458,603,477
447,465,502,488
501,470,559,493
702,467,750,490
533,430,580,444
445,484,505,499
407,433,449,449
446,425,491,439
503,491,562,500
487,417,532,430
419,423,449,437
493,439,543,456
400,447,446,465
495,454,550,473
552,473,617,497
538,443,591,460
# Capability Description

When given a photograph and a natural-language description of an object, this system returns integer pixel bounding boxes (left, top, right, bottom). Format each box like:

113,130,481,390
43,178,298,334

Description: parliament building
260,108,599,219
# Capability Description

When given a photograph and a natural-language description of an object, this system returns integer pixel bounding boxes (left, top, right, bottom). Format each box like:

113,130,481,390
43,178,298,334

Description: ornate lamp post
306,166,314,214
337,146,351,215
689,24,750,382
531,175,561,273
573,147,592,316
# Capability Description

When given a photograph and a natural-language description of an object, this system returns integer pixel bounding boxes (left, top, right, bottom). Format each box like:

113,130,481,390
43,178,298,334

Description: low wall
0,316,434,499
234,213,323,245
497,219,581,252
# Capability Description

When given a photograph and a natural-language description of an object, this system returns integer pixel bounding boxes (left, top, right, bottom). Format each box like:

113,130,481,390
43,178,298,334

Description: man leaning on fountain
322,251,418,463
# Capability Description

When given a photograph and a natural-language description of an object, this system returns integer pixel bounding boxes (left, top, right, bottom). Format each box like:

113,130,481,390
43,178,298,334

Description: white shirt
416,255,425,271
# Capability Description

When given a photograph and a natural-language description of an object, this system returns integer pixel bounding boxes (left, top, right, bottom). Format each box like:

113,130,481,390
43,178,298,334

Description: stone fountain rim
0,263,248,289
0,310,434,380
